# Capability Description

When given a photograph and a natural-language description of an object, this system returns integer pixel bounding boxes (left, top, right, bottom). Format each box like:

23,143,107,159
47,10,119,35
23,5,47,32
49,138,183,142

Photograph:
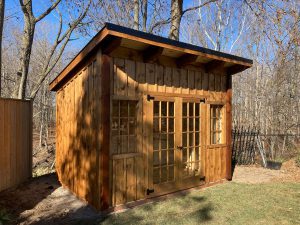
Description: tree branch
19,0,34,19
182,0,217,15
197,0,217,49
148,0,216,34
35,0,61,22
30,30,72,99
229,8,248,53
30,0,92,99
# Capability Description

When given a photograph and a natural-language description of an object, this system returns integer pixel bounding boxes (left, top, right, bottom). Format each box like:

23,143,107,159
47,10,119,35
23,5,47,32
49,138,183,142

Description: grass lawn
99,182,300,225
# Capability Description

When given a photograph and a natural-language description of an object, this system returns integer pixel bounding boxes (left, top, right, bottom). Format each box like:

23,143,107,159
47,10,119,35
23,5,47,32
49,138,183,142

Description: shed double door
145,96,205,196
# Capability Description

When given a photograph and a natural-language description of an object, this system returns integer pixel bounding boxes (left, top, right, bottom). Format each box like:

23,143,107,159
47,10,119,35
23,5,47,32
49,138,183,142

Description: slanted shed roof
50,23,253,91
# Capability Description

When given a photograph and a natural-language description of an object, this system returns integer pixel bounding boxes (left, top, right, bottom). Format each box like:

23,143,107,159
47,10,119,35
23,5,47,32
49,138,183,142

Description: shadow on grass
231,159,237,178
92,193,213,225
189,196,213,222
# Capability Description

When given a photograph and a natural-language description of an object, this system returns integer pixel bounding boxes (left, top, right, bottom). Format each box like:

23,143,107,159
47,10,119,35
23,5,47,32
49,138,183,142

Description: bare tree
196,0,248,51
134,0,140,30
168,0,216,40
142,0,148,32
16,0,61,99
29,4,92,99
0,0,4,96
179,0,299,160
89,0,215,40
88,0,136,30
15,0,91,100
169,0,183,40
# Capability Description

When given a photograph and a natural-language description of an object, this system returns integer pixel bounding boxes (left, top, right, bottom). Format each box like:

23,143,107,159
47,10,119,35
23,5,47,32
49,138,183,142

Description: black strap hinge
147,94,155,101
146,188,154,195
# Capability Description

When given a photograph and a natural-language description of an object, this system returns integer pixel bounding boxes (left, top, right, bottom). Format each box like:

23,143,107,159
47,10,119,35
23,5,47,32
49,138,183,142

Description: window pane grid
210,105,223,145
111,100,137,154
153,101,175,184
182,102,201,177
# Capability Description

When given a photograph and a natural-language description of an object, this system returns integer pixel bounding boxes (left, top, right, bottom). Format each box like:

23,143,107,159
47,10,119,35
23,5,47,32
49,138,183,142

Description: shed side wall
56,52,102,209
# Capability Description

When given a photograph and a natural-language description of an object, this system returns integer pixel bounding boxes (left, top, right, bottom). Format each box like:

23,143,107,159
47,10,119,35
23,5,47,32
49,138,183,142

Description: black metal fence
232,125,299,169
232,126,259,165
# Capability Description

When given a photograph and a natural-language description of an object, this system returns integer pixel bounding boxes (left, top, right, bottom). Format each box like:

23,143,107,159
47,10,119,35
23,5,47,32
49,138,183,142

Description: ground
233,159,300,183
32,129,56,177
0,159,300,225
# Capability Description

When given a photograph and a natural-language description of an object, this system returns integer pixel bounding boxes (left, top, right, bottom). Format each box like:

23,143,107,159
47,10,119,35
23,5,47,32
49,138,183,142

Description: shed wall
110,57,230,205
56,52,102,209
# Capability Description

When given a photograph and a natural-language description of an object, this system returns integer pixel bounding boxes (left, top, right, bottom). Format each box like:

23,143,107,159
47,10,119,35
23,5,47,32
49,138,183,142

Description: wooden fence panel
0,98,32,192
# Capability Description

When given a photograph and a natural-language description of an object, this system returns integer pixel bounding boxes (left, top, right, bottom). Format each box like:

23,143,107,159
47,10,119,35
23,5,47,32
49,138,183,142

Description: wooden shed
49,23,252,211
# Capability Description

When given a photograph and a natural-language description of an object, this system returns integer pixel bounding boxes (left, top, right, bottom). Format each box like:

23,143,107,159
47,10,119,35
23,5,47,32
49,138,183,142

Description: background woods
0,0,299,174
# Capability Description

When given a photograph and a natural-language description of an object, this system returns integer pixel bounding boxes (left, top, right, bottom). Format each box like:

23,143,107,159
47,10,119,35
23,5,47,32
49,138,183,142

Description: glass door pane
181,102,201,178
153,100,175,184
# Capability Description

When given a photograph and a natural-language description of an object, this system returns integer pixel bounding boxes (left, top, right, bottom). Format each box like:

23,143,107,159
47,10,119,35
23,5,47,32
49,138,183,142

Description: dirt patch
232,159,300,184
272,158,300,182
0,174,101,225
232,165,285,183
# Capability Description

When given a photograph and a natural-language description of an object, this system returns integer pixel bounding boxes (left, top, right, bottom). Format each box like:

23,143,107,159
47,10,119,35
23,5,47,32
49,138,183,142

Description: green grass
98,182,300,225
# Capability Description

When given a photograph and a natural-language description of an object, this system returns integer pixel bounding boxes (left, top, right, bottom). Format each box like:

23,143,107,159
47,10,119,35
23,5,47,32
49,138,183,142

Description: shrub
0,209,10,225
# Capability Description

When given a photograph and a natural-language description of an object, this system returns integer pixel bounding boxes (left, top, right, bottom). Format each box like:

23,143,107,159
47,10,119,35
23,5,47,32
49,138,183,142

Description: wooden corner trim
100,53,111,210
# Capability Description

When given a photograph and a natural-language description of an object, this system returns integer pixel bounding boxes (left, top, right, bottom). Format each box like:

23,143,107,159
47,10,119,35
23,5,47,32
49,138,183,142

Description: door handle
177,146,183,150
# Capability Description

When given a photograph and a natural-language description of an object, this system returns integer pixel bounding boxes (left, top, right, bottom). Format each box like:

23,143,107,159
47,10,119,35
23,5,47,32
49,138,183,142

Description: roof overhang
49,23,253,91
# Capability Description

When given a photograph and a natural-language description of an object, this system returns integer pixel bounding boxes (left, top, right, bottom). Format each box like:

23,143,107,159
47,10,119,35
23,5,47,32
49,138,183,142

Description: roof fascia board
50,23,253,91
108,29,252,67
105,23,253,65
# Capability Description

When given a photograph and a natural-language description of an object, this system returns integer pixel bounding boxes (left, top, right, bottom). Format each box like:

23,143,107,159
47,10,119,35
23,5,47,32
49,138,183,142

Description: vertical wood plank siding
56,52,102,209
110,57,230,206
0,98,32,192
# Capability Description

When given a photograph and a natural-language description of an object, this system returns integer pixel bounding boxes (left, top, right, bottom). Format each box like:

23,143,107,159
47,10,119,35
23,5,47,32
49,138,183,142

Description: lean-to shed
49,23,252,211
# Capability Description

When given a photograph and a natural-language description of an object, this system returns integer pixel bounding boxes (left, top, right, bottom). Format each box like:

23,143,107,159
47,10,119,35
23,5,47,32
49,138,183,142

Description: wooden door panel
112,155,142,206
126,157,136,202
113,158,126,205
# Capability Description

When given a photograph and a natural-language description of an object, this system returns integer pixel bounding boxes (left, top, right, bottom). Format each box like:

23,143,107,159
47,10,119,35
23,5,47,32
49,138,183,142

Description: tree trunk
133,0,139,30
169,0,183,40
17,4,35,99
215,1,222,51
0,0,5,97
142,0,147,32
